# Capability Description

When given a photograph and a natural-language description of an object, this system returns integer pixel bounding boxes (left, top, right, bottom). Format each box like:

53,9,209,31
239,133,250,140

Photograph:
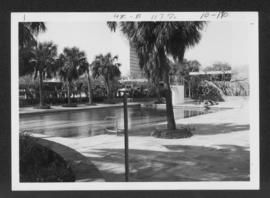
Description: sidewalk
32,97,251,182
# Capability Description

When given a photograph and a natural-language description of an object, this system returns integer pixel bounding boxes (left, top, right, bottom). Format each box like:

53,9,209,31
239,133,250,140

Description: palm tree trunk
164,73,176,130
159,47,176,130
67,81,71,104
157,86,162,102
39,70,44,106
188,81,191,98
86,73,93,104
105,79,111,99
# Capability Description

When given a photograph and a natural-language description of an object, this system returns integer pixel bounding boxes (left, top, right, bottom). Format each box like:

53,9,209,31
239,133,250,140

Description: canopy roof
189,70,232,76
119,78,148,83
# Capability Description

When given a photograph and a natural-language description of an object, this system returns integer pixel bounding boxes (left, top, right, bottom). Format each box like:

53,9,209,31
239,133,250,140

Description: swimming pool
20,106,223,137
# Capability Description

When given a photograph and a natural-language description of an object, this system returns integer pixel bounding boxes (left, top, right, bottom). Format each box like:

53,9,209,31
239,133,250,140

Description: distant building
129,43,145,79
189,70,232,81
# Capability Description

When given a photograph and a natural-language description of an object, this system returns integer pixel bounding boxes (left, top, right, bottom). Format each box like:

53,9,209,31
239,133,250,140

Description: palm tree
19,22,46,48
92,53,121,99
59,47,86,105
78,61,93,105
29,41,58,107
19,22,47,76
108,22,205,130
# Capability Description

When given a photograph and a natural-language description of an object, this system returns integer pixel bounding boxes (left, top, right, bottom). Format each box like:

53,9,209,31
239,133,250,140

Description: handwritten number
200,12,209,19
200,12,228,19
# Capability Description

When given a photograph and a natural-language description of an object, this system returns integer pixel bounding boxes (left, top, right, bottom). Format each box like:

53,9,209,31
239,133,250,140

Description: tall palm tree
91,53,121,99
59,47,86,105
78,61,93,105
108,22,205,130
29,41,58,107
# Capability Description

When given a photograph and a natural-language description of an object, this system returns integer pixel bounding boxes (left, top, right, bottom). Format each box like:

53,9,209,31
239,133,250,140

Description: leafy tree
108,22,205,130
91,53,121,99
59,47,87,105
28,42,58,107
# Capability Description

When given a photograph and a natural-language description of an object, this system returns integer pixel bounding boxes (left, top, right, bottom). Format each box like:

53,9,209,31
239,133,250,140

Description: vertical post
123,92,129,182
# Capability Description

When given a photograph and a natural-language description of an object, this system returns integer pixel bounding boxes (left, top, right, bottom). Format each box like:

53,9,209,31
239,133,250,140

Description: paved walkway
31,97,250,182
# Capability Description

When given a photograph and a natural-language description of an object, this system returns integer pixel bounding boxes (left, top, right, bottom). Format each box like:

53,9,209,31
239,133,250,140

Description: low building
189,70,232,81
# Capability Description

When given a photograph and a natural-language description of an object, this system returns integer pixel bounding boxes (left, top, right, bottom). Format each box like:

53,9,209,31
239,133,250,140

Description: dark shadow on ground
182,123,249,135
85,144,250,182
124,123,250,137
33,137,104,182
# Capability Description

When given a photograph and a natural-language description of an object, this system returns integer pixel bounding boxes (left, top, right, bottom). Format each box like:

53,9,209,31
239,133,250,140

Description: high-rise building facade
129,43,144,79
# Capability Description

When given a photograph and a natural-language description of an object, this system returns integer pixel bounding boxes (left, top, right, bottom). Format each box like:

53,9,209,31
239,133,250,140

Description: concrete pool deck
30,96,250,182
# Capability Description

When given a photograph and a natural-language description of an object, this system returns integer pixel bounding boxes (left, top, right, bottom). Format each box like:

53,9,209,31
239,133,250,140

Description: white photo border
11,12,259,191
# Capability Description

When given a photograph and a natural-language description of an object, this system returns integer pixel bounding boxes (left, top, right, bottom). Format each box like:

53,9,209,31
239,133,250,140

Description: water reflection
20,107,219,138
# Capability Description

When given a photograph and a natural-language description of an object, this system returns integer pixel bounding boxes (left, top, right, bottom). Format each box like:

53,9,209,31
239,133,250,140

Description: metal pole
123,92,129,182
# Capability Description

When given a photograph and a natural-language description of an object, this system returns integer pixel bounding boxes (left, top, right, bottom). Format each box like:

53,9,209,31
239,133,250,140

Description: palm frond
107,21,206,83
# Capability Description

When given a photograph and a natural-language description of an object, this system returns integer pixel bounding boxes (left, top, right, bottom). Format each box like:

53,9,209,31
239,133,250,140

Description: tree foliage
91,53,121,99
170,59,201,79
108,22,205,83
19,22,47,76
59,47,88,104
107,22,206,130
30,42,58,79
59,47,86,82
19,22,46,48
28,41,58,106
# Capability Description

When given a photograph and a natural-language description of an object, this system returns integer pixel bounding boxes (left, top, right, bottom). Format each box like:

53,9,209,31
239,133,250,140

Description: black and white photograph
11,12,259,190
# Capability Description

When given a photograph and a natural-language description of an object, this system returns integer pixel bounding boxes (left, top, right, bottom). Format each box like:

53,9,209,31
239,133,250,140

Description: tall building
129,43,145,79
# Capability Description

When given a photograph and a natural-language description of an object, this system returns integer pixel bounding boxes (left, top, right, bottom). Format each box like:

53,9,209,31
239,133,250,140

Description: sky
37,21,250,76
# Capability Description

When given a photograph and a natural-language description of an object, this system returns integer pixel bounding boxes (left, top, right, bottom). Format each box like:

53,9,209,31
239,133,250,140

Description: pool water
20,106,221,137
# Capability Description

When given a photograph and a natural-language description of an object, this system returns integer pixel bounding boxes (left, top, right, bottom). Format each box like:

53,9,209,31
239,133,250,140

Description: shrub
193,80,225,102
151,126,194,139
62,103,77,107
20,133,75,182
213,81,249,96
